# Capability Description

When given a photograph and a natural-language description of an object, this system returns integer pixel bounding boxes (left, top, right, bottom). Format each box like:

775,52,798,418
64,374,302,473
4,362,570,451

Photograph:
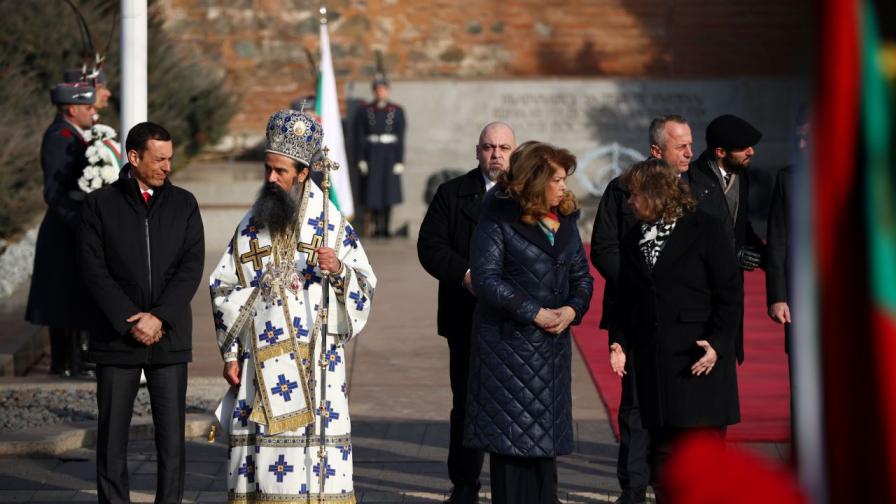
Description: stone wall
156,0,813,136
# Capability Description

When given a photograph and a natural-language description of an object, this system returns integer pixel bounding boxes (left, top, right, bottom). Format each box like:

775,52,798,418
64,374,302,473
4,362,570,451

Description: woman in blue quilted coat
465,141,593,504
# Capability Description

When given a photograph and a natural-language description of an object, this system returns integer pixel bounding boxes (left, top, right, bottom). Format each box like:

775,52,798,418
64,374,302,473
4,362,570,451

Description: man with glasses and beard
688,114,765,365
210,109,377,503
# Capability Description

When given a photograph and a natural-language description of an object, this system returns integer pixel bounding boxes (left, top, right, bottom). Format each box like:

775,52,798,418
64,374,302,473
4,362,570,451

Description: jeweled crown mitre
265,109,323,167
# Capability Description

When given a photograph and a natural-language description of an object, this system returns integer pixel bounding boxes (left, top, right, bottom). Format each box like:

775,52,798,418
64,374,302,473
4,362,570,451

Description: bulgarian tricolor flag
806,0,896,501
316,13,354,219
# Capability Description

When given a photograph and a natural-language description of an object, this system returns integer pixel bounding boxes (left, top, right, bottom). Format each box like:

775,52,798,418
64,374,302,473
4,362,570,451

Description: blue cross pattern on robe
301,264,322,286
268,454,294,483
299,483,309,495
271,374,299,402
325,345,342,372
213,310,226,332
342,224,360,249
339,443,352,461
313,457,336,481
233,399,252,427
307,212,336,237
318,400,339,427
259,321,284,345
249,269,263,288
349,291,368,311
292,317,310,338
240,217,262,240
238,455,255,483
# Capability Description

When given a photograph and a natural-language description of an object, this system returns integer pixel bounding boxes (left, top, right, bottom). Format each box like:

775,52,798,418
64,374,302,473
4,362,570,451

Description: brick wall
157,0,813,135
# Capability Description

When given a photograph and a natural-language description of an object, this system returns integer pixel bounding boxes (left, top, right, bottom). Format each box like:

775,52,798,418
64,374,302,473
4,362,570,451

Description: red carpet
572,251,791,442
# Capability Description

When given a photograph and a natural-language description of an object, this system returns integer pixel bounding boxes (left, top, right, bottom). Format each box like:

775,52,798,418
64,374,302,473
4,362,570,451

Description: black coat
688,151,765,255
688,151,765,363
765,167,792,352
590,176,638,333
417,168,484,340
614,211,742,428
26,116,92,329
355,101,405,209
80,169,205,365
765,167,789,306
464,191,593,457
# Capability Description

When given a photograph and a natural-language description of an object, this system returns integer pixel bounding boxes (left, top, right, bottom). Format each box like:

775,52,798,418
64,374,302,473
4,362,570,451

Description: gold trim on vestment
220,288,259,357
228,491,355,504
229,433,351,448
250,321,315,434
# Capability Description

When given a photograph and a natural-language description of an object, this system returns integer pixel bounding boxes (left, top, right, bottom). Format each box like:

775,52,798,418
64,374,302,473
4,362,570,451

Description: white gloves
393,163,405,175
358,160,368,175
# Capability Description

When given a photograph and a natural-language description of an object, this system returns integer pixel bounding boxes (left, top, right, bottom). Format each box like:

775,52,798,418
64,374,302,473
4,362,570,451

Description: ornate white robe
210,181,375,503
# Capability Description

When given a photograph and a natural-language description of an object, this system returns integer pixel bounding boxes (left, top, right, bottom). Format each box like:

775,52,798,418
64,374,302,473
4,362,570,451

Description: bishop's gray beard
252,181,303,236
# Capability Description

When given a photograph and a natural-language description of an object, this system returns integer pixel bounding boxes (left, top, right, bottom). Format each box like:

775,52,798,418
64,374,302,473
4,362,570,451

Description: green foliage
0,0,238,238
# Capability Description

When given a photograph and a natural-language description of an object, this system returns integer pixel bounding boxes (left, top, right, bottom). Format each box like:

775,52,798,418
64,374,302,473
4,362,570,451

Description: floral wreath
78,124,123,193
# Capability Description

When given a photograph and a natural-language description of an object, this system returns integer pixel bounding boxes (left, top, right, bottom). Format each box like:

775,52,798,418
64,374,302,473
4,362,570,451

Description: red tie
142,191,151,204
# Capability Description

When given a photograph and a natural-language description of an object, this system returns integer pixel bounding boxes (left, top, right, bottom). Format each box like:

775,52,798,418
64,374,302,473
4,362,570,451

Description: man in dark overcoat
26,81,97,377
80,122,204,503
687,114,766,364
766,112,809,462
417,122,516,503
355,76,405,237
590,115,693,504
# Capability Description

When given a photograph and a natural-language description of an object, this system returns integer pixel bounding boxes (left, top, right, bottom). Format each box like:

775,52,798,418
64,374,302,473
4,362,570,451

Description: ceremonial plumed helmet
63,68,107,85
51,82,96,105
265,109,323,167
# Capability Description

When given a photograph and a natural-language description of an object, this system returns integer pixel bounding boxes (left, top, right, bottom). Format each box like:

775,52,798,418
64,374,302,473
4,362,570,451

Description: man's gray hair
648,115,689,148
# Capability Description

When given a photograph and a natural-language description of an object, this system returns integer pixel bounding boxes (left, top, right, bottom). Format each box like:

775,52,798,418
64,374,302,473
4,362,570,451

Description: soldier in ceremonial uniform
26,82,97,377
354,75,405,237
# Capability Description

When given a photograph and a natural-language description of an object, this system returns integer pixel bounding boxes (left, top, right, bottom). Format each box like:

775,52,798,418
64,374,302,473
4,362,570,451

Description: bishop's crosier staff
312,143,338,503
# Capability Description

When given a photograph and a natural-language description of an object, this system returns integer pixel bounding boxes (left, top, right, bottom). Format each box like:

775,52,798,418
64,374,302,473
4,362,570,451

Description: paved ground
0,161,788,502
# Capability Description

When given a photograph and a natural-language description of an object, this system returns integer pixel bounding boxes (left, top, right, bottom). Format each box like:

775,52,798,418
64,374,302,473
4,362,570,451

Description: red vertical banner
814,0,896,501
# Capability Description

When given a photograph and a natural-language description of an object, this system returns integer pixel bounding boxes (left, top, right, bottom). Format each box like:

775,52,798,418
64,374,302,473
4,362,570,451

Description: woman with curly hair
610,159,742,502
464,141,594,504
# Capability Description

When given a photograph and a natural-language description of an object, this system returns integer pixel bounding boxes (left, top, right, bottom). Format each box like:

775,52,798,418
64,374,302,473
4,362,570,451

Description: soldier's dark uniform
25,82,96,376
354,89,405,237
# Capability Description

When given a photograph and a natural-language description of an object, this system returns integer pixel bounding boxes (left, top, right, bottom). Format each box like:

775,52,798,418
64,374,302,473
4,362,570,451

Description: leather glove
358,160,368,175
737,245,762,271
393,162,405,175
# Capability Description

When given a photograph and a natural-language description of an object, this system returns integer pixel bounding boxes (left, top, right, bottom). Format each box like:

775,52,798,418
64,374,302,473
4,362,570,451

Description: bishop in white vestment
210,109,376,503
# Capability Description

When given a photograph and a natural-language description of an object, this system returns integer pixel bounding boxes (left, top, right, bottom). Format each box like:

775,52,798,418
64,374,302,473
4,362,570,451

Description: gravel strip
0,387,220,432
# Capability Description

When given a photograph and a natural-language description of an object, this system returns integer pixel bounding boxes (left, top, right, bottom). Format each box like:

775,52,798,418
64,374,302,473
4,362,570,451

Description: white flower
92,124,117,140
90,176,102,189
78,177,92,193
85,146,99,158
100,165,119,183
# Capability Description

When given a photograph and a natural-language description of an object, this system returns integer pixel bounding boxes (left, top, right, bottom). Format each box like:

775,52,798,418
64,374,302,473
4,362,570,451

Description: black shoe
615,487,647,504
445,485,479,504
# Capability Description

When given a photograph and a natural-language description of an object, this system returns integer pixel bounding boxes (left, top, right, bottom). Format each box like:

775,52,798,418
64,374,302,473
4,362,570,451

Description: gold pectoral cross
240,238,272,270
298,235,323,265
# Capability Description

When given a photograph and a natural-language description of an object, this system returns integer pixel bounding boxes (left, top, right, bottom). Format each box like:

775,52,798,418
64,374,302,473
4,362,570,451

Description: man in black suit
688,114,765,364
591,115,693,504
80,122,204,503
417,121,517,504
26,82,98,377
